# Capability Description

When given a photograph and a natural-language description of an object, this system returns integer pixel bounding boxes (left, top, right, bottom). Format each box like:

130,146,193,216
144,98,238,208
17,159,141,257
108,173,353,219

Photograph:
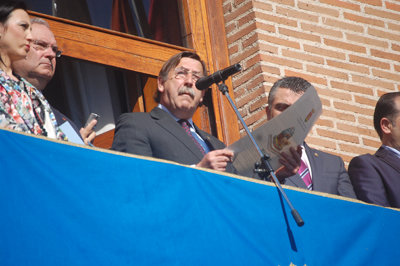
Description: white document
228,86,322,177
59,121,85,145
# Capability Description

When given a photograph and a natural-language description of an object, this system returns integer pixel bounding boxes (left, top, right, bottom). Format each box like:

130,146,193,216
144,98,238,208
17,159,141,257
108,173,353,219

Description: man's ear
381,117,393,135
266,105,271,120
157,76,164,93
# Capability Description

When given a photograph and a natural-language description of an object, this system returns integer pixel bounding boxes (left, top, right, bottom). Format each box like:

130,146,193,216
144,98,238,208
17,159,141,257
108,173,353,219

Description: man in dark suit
112,51,234,172
266,77,356,198
348,92,400,208
12,18,96,145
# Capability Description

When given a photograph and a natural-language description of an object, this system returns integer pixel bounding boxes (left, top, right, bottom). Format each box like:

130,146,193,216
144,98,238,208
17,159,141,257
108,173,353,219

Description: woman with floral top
0,1,66,140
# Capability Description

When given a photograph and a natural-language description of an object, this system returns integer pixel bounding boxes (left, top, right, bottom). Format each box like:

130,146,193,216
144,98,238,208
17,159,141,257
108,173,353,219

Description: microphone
196,63,242,90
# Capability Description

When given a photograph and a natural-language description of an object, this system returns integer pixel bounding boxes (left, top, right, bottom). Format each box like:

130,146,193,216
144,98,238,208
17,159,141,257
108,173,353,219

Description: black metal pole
218,82,304,227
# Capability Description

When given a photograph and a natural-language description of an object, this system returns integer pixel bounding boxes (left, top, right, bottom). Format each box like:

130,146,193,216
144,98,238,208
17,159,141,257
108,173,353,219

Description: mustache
178,86,195,98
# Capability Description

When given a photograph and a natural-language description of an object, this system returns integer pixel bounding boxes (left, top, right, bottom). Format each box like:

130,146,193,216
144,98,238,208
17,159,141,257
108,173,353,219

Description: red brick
304,44,346,60
228,43,239,55
276,6,319,23
372,69,400,83
331,81,374,95
323,18,364,33
315,118,334,128
254,21,276,34
227,23,257,44
349,54,391,70
233,65,263,88
365,6,400,21
260,54,303,70
300,22,343,38
339,143,376,155
333,101,374,116
362,137,381,149
224,1,254,24
344,12,385,27
231,44,259,64
324,38,366,53
236,85,266,108
358,0,383,7
258,33,300,49
249,96,268,112
317,128,359,143
306,64,349,80
352,74,395,91
371,49,400,62
326,59,369,75
354,95,378,107
282,49,324,64
252,0,273,12
319,0,361,11
393,44,400,52
258,42,279,54
244,108,268,127
306,136,337,150
278,27,321,42
388,22,400,32
262,0,295,6
337,122,377,138
318,88,352,101
345,33,388,48
385,2,400,12
368,28,400,43
260,65,280,76
322,110,355,122
358,116,375,127
238,11,256,28
298,1,340,17
244,53,261,69
283,70,327,86
254,11,298,28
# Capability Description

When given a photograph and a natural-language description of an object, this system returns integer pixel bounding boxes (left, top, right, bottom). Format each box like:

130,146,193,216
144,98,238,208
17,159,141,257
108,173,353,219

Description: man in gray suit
112,51,234,172
348,92,400,208
266,77,356,198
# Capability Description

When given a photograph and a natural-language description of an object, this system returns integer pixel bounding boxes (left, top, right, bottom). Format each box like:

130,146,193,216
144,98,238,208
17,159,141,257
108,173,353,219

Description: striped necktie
178,119,206,155
298,160,313,190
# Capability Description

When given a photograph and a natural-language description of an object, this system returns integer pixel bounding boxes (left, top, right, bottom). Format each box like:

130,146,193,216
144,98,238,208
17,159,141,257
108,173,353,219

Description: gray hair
268,76,314,106
30,17,50,28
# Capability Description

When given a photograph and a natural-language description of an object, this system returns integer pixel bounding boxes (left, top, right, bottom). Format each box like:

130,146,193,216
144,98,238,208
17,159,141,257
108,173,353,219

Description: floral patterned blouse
0,69,67,141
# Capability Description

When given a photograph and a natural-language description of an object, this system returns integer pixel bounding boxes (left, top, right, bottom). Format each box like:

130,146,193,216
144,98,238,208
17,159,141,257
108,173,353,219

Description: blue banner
1,129,399,265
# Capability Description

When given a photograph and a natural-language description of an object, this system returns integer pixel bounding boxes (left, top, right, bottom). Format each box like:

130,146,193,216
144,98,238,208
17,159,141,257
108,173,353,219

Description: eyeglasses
31,40,62,58
173,67,203,83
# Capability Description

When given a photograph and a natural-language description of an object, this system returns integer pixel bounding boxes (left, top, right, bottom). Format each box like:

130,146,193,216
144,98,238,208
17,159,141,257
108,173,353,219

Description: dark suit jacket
348,146,400,208
282,143,356,198
51,106,82,141
112,107,235,172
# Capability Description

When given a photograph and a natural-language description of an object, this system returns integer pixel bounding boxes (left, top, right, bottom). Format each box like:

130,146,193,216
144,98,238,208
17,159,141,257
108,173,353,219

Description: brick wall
223,0,400,164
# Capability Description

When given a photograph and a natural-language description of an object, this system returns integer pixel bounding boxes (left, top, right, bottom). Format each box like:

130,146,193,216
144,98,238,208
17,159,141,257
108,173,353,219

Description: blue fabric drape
1,129,399,265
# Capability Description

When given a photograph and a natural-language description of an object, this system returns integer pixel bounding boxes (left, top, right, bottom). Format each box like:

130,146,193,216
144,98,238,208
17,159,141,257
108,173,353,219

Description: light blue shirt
382,145,400,159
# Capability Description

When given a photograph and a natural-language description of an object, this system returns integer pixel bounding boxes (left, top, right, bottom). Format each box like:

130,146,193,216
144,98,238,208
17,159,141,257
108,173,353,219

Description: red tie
298,160,313,190
179,119,206,155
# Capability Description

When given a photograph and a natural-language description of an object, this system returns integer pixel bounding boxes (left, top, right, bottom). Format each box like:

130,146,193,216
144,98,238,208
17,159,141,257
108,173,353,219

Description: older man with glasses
112,51,235,173
12,18,96,145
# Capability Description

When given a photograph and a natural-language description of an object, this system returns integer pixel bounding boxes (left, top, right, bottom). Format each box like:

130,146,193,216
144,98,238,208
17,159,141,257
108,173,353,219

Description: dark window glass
44,56,154,135
26,0,186,47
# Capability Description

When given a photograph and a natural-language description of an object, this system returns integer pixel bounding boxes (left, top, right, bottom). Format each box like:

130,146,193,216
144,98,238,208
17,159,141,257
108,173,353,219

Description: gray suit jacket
112,108,235,172
348,146,400,208
282,143,356,198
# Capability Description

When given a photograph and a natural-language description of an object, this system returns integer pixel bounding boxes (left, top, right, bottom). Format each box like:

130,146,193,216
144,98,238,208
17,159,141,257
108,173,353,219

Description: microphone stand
217,81,304,227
